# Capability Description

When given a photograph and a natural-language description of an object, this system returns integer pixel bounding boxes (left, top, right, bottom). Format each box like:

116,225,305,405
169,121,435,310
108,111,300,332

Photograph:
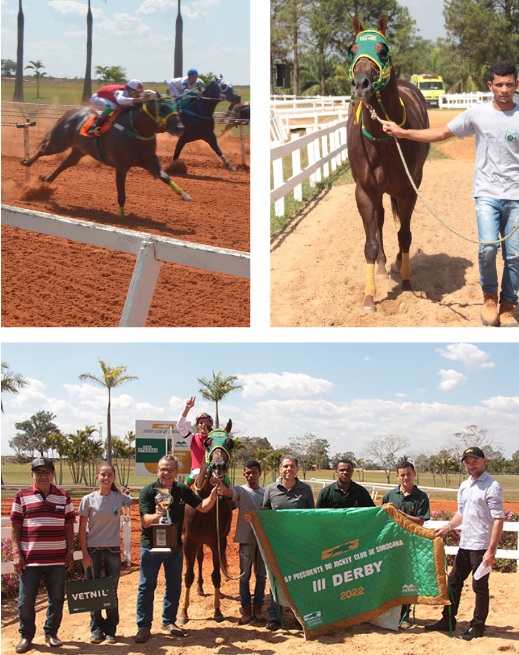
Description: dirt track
1,119,250,327
271,110,518,328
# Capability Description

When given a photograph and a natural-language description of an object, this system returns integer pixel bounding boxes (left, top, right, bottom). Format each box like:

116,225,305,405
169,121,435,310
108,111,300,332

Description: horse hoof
362,296,376,312
20,159,30,167
226,164,236,172
181,192,193,201
213,613,224,623
402,280,412,291
177,616,188,626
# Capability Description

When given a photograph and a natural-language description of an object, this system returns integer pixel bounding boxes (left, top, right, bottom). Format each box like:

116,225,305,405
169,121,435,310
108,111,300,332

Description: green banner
251,505,449,640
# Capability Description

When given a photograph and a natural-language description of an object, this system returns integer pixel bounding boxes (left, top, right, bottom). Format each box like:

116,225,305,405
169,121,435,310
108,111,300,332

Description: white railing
271,99,350,132
1,515,132,573
2,205,249,327
270,119,348,217
424,520,519,570
439,91,493,109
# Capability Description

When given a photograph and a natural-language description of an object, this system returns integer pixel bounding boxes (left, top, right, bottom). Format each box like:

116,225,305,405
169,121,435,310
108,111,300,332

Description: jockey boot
88,112,110,137
498,302,518,327
480,292,499,327
253,604,265,622
238,606,252,625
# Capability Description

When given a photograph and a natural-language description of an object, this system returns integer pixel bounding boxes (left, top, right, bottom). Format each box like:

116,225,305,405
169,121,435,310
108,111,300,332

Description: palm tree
25,59,46,99
13,0,24,102
1,361,28,413
197,371,243,428
82,0,107,104
79,357,138,465
174,0,183,77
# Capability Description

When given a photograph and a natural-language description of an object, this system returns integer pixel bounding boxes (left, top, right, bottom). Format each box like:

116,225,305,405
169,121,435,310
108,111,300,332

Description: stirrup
89,126,102,137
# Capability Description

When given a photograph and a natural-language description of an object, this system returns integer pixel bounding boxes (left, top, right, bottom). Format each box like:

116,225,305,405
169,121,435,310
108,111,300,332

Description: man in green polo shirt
382,460,430,627
316,459,375,509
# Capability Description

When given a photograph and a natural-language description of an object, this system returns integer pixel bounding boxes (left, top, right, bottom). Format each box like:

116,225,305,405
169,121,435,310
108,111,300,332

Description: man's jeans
86,547,122,637
239,542,266,608
136,547,183,630
18,565,66,639
476,197,519,303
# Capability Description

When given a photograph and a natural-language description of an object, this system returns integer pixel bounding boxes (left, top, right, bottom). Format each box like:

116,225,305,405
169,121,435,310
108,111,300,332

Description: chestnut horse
347,14,430,310
178,420,234,624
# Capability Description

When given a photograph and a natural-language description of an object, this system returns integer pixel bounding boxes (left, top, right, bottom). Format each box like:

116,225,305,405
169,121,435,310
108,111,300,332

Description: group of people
10,397,505,653
87,68,203,137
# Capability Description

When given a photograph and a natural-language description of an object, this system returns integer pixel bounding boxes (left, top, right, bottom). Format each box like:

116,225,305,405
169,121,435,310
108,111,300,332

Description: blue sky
1,0,251,84
2,342,518,458
399,0,446,42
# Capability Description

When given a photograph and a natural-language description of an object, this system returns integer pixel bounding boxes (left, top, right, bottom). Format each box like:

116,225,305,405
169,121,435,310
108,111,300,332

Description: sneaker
134,628,151,643
481,292,499,326
90,632,105,644
499,302,518,327
105,635,117,644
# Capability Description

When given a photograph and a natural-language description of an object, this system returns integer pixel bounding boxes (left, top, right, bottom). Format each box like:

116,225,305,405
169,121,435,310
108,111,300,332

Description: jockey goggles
348,29,393,93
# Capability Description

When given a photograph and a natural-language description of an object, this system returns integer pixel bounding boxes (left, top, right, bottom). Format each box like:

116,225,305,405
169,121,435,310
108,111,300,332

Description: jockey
168,68,204,107
88,79,157,136
178,397,231,488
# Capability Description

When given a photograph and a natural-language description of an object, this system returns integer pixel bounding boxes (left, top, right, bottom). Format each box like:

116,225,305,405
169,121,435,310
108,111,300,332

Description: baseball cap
461,447,485,461
31,457,55,471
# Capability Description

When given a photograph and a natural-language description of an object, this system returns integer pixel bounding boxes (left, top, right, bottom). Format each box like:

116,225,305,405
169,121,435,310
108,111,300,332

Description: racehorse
178,420,234,624
171,77,242,172
21,95,192,216
347,13,430,310
221,101,250,138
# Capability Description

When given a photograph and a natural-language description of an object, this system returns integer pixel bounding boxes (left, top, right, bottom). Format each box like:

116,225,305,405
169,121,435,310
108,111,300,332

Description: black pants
442,548,489,627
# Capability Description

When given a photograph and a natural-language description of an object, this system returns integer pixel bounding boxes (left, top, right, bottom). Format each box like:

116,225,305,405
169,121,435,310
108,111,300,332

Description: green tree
11,411,59,457
25,59,46,99
174,0,183,78
94,65,126,84
13,0,24,102
79,357,138,465
197,371,243,428
1,58,17,76
271,0,310,95
233,436,273,465
112,430,135,487
1,361,28,413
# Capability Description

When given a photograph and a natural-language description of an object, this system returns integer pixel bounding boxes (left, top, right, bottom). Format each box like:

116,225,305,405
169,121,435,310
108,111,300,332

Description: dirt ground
271,109,519,328
1,118,250,327
2,499,518,654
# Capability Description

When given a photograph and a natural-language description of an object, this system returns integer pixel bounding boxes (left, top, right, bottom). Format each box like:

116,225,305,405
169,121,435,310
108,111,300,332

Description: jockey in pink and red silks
177,396,214,485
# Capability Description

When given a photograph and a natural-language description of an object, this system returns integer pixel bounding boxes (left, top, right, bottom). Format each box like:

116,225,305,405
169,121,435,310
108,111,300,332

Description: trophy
150,488,178,552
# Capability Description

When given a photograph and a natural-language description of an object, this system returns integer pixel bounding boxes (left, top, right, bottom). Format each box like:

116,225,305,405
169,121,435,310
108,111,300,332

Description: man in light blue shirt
425,447,504,641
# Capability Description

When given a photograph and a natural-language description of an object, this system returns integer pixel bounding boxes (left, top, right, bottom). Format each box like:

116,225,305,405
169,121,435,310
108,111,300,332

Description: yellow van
410,74,446,107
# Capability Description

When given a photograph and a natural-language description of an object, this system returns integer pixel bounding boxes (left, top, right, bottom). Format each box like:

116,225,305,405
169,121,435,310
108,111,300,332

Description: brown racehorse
178,420,234,624
21,95,192,215
347,14,430,310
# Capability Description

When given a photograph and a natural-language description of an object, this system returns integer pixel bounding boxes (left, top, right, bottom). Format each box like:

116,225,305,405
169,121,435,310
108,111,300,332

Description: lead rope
215,491,246,581
364,102,519,246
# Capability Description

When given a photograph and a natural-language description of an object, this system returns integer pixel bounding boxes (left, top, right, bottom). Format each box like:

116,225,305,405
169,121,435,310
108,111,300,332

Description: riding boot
498,302,518,327
88,112,110,136
253,604,265,622
480,292,499,326
238,606,252,625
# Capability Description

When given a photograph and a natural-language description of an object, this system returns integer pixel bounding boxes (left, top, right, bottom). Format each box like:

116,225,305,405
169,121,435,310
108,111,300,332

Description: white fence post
120,240,161,328
291,133,302,202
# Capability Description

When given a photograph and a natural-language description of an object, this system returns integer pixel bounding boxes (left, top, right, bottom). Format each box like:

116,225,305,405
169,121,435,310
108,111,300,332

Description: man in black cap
10,458,76,653
425,447,504,641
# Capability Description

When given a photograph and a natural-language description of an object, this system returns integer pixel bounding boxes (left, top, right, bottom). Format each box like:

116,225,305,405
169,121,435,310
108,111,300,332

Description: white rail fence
439,91,493,109
1,516,133,573
2,205,250,327
270,119,348,217
271,96,350,132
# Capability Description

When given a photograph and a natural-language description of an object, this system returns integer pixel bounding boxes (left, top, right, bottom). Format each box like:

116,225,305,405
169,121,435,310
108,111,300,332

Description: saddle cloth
80,112,121,139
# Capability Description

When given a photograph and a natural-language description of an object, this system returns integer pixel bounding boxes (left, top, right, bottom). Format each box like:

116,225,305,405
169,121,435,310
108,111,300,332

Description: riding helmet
196,412,213,426
126,79,144,92
187,68,198,76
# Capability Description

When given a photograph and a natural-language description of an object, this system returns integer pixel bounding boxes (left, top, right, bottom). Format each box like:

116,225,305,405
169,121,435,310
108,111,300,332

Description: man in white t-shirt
383,60,519,328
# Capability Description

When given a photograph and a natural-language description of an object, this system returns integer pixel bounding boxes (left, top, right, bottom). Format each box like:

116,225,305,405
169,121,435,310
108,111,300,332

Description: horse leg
376,204,388,277
205,133,236,172
40,148,86,183
178,539,197,625
141,155,192,202
357,187,383,311
210,545,224,622
392,196,415,291
115,165,129,218
172,134,188,162
196,545,205,596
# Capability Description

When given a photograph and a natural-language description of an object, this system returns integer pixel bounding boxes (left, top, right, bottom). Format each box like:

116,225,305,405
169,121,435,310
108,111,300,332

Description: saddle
80,112,121,139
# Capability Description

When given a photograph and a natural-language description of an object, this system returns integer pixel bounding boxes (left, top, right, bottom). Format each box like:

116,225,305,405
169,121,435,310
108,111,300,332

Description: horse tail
390,197,400,226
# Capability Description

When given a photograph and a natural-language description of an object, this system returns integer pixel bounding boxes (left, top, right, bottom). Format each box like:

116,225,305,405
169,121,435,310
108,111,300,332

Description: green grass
3,460,517,502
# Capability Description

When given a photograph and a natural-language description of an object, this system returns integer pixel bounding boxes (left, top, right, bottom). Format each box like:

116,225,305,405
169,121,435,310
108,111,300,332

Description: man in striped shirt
10,457,76,653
